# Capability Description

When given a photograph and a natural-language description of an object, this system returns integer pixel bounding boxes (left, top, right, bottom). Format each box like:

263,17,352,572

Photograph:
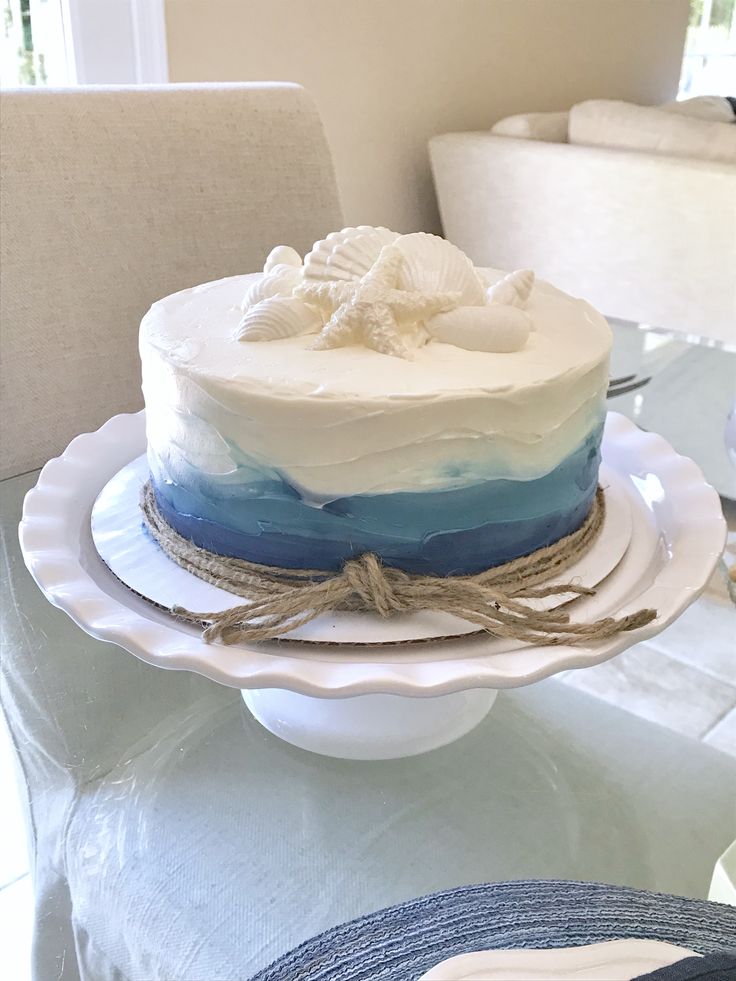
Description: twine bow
140,481,656,646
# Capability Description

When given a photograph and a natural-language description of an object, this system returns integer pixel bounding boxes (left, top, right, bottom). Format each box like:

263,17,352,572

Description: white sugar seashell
303,226,400,282
395,232,486,306
264,245,302,272
242,264,303,309
426,305,531,353
236,295,322,342
487,269,535,308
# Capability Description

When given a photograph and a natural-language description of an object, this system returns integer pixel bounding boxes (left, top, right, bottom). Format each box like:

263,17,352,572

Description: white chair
0,82,341,479
0,82,341,980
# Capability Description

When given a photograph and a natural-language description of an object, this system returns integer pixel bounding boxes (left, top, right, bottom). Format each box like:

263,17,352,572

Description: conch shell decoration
427,305,531,354
236,227,535,355
487,268,535,308
424,267,536,353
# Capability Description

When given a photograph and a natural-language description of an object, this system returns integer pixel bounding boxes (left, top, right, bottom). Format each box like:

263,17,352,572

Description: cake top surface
141,267,611,404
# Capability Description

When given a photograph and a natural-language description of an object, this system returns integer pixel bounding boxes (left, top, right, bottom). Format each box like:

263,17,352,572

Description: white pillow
491,111,568,143
660,96,736,124
568,100,736,165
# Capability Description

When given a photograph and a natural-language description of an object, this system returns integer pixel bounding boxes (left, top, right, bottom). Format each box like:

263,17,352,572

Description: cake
140,227,611,577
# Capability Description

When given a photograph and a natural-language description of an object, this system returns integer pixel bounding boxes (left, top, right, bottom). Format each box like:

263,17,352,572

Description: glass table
608,319,735,500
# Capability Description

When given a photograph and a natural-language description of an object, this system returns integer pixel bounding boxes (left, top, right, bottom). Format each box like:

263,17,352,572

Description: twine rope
140,481,656,646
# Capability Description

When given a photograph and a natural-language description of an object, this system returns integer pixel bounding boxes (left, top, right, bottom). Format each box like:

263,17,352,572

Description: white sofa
429,109,736,344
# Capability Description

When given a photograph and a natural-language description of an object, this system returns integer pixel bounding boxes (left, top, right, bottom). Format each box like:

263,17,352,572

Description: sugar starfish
296,245,461,358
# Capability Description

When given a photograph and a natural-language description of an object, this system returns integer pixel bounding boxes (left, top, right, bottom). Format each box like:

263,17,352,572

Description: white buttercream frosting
140,267,611,500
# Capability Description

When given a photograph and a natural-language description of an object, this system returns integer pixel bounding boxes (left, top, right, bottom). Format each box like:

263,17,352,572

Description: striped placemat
251,880,736,981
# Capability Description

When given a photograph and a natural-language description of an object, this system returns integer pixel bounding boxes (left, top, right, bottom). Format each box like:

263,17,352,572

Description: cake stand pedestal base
242,688,498,760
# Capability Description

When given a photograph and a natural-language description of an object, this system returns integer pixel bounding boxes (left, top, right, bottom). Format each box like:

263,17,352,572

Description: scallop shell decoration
395,232,486,307
236,296,322,342
303,226,400,282
487,269,535,308
241,263,303,309
427,305,531,353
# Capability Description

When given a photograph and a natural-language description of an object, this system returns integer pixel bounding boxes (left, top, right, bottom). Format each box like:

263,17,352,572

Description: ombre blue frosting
149,422,603,577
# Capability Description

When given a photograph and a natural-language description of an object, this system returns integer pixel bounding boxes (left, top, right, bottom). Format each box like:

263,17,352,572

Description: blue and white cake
140,227,611,576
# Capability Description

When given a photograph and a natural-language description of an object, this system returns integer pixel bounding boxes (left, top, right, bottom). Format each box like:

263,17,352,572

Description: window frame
62,0,168,84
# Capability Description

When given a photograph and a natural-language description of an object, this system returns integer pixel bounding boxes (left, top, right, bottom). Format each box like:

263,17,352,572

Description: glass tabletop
608,319,736,499
1,468,735,980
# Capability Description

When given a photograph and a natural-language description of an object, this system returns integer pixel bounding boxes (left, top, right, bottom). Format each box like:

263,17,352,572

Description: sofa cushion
491,111,568,143
660,95,736,124
568,99,736,165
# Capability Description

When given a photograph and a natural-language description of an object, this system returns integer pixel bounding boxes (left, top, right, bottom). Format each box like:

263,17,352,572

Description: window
1,0,167,87
1,0,71,86
679,0,736,97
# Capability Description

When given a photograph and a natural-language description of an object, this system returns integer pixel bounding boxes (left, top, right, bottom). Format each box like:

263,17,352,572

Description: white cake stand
19,412,725,759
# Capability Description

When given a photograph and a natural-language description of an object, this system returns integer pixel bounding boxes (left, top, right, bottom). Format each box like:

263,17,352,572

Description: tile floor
1,507,734,980
559,497,736,751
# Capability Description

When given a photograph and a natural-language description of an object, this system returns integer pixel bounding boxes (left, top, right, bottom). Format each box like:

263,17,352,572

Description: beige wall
165,0,689,233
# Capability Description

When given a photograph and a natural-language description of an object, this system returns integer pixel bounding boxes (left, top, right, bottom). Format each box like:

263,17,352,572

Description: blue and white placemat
251,880,736,981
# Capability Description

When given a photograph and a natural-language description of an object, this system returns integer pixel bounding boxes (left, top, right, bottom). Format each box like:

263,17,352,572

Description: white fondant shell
236,296,322,342
395,232,486,306
303,226,400,282
426,305,531,353
264,245,302,272
487,269,535,308
242,264,303,309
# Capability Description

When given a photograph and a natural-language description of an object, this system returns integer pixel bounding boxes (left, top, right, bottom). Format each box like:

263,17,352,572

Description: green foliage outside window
3,0,46,86
689,0,736,27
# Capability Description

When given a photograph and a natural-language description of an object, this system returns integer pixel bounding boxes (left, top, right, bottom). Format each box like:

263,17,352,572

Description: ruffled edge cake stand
19,412,726,759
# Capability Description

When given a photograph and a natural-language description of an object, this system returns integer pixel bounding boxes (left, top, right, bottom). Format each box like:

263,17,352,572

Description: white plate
419,938,698,980
90,453,632,645
19,412,726,697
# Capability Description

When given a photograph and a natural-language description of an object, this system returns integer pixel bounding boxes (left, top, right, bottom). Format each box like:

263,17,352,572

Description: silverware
607,375,652,399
